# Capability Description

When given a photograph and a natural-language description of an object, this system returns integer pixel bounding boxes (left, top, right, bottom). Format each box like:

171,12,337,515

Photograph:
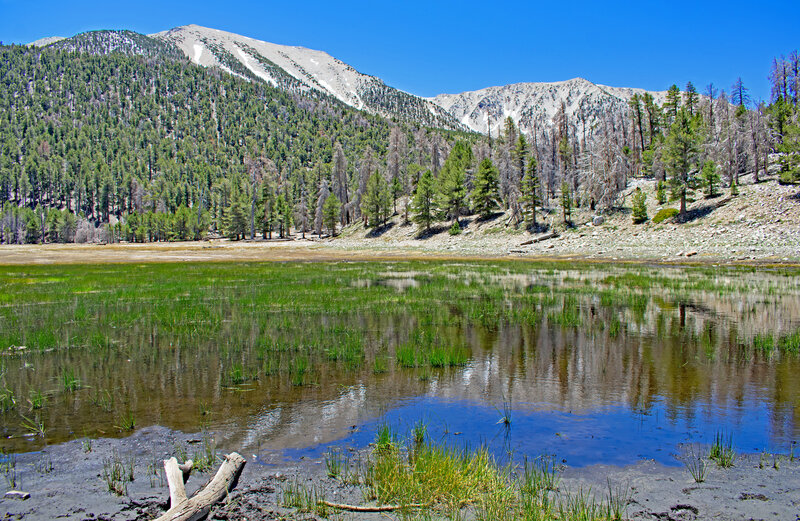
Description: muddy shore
1,426,798,520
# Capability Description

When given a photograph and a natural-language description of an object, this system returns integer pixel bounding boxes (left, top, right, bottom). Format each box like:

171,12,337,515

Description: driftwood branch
319,500,430,512
520,231,559,246
154,452,246,521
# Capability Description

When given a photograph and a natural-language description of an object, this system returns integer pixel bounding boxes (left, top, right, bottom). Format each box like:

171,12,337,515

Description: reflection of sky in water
285,394,796,468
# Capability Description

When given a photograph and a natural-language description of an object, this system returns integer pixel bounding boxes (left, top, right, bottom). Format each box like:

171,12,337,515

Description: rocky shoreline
1,426,798,520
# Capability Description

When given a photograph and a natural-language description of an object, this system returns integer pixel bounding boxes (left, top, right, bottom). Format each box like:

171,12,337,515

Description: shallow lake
1,261,798,467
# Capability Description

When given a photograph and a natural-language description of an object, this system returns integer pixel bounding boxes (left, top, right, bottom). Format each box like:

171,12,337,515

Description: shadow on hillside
525,223,550,234
605,205,632,216
415,224,450,240
674,205,715,223
474,212,504,225
365,222,395,238
790,191,800,202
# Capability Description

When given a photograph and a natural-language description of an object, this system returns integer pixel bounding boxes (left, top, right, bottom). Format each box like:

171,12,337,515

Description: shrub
653,208,679,224
448,221,462,235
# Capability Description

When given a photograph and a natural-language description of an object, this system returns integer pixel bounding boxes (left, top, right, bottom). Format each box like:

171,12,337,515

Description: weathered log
520,231,559,246
154,452,246,521
319,500,430,512
710,195,733,208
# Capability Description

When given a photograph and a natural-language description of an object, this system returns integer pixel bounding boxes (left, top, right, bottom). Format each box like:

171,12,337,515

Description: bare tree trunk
154,453,245,521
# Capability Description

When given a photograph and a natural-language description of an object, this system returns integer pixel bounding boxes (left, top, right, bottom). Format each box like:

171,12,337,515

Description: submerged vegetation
0,260,799,451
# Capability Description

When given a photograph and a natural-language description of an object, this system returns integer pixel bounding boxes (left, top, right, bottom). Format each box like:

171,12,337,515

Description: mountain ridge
150,24,467,130
431,77,668,135
27,24,669,135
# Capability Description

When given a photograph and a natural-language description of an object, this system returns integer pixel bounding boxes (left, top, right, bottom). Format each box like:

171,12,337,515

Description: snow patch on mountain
192,43,203,64
235,46,276,86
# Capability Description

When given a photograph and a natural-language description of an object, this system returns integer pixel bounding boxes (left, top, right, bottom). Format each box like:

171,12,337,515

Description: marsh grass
281,479,328,516
520,456,560,494
325,449,345,478
34,452,53,474
497,399,513,427
102,450,135,495
27,389,45,410
709,431,736,468
0,387,15,412
682,445,708,483
0,261,798,448
19,413,45,437
90,389,114,412
62,369,81,392
116,409,136,432
372,356,388,374
353,428,629,521
192,431,218,472
1,449,17,489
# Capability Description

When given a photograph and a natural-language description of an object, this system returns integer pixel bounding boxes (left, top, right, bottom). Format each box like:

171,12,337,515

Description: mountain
430,78,668,136
149,25,465,130
46,30,186,61
27,25,670,137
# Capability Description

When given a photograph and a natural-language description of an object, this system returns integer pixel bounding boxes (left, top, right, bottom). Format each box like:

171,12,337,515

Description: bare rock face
430,78,667,136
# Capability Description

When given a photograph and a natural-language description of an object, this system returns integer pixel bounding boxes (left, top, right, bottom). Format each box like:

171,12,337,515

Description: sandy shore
1,426,798,520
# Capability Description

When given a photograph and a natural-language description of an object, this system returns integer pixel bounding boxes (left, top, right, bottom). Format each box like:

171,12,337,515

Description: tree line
1,41,797,244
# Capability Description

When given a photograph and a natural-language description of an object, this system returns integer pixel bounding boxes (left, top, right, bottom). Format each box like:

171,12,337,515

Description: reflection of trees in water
2,270,799,453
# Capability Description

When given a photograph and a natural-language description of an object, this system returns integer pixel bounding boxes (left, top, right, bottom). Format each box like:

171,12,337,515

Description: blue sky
1,0,798,102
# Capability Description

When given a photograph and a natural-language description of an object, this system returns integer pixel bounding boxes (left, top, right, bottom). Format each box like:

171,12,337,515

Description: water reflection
1,263,798,466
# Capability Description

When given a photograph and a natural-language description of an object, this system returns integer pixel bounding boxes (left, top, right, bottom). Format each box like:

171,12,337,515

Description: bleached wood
154,452,245,521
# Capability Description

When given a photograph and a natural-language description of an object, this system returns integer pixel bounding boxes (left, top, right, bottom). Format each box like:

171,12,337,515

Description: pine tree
436,141,472,223
390,176,403,215
322,193,341,236
512,134,528,184
560,181,573,226
520,153,541,228
412,170,436,232
701,160,720,197
472,158,500,219
331,143,349,224
665,109,701,215
225,196,248,240
684,82,698,116
631,188,648,224
664,84,681,124
261,180,276,239
276,193,293,237
361,172,391,227
656,181,667,205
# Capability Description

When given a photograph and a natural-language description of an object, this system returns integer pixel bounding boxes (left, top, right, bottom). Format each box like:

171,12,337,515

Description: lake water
1,261,798,467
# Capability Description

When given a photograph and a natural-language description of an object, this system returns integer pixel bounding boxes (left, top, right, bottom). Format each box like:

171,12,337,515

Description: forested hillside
0,37,471,243
0,30,797,245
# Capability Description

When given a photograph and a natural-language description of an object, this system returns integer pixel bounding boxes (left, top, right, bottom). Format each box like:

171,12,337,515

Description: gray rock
592,215,605,226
